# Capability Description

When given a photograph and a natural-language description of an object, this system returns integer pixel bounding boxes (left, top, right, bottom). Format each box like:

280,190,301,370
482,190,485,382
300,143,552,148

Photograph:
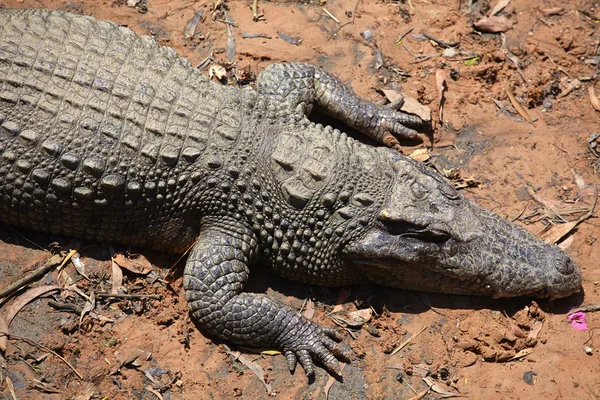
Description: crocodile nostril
556,255,575,275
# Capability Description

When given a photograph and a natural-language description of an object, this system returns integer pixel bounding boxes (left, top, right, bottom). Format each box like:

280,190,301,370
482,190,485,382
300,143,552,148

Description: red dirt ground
0,0,599,399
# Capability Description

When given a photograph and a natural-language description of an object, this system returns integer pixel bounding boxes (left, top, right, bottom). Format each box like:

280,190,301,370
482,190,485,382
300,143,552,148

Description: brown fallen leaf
302,298,315,320
79,291,95,327
113,254,155,275
73,382,97,400
409,148,430,162
474,16,513,33
528,320,543,339
423,376,462,397
184,8,204,38
226,24,236,63
504,311,526,338
505,81,534,124
4,285,61,327
146,385,164,400
436,69,447,123
237,354,272,393
347,308,373,325
0,316,7,352
382,89,432,121
111,258,124,295
539,185,597,244
489,0,511,17
538,7,564,16
332,288,351,313
589,86,600,112
325,362,346,399
508,348,534,361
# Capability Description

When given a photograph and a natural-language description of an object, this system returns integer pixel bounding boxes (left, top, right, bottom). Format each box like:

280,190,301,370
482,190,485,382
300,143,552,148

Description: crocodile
0,9,582,376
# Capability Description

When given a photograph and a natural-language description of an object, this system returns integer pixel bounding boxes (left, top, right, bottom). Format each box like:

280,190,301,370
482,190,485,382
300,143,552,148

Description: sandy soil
0,0,599,399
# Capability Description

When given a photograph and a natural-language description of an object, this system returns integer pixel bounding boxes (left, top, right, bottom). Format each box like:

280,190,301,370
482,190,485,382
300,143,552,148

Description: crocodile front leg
183,220,351,376
256,62,430,151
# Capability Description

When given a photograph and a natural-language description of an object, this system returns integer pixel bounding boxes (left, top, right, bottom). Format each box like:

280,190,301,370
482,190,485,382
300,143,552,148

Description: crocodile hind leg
256,62,430,151
183,219,352,376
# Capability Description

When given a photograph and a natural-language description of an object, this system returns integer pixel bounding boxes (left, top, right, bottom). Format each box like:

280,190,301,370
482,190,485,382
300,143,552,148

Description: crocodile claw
282,323,352,377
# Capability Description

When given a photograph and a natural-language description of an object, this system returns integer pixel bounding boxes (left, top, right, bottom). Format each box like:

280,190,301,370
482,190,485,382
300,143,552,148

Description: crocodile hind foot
256,62,431,151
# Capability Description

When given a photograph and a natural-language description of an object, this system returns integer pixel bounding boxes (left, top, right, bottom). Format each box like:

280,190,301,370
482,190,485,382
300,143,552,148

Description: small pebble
585,346,593,355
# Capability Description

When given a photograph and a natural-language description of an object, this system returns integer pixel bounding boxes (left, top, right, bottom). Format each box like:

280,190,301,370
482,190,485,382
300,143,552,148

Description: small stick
0,254,63,299
323,8,340,24
568,303,600,315
252,0,259,21
395,26,414,45
422,31,459,48
96,293,162,300
391,326,427,355
0,332,83,379
352,0,361,24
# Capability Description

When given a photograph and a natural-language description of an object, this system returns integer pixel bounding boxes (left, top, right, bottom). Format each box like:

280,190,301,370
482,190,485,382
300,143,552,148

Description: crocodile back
0,9,255,252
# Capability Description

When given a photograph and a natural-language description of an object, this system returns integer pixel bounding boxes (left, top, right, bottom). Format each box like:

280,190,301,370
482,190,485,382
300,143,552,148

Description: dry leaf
505,82,534,124
237,354,272,393
111,258,124,295
347,308,372,325
538,7,564,16
409,148,430,162
508,348,534,361
413,363,430,377
209,65,227,80
5,376,16,400
528,320,543,339
113,254,155,275
302,298,315,320
325,362,346,399
0,316,7,352
71,254,90,280
539,220,579,244
436,69,447,123
4,285,60,327
382,89,432,121
226,25,236,63
489,0,511,16
332,288,351,313
184,9,204,38
504,312,526,338
73,382,97,400
474,16,513,33
571,169,587,189
558,235,574,250
589,86,600,112
422,376,461,397
146,385,164,400
79,291,95,327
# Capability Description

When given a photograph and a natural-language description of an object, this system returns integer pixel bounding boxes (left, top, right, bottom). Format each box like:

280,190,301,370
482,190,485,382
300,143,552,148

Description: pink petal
567,312,588,331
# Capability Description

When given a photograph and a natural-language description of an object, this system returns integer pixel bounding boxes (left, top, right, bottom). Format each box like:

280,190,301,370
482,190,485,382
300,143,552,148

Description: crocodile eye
440,184,459,200
410,180,428,200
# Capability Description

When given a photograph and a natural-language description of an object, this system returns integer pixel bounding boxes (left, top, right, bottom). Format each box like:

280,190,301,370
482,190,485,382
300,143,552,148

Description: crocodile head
345,154,582,299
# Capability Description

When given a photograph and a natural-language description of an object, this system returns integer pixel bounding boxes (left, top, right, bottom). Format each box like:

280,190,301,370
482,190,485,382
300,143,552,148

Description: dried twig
323,8,340,24
352,0,361,25
0,254,63,300
395,27,414,45
422,31,459,48
0,332,83,379
96,293,162,300
568,303,600,315
391,326,427,355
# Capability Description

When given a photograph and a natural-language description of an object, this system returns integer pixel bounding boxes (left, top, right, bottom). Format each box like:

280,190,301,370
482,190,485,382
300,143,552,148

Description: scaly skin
0,9,582,376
